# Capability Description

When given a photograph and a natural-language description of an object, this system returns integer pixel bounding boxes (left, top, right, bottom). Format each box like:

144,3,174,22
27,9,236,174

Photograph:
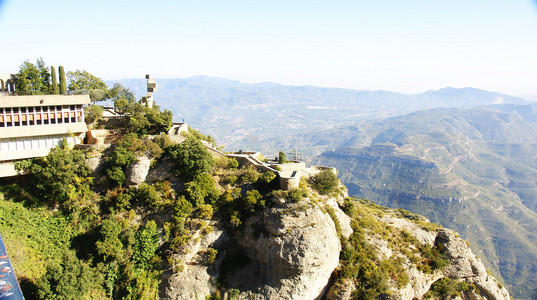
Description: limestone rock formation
125,156,151,186
158,191,509,300
229,201,342,300
437,229,511,300
161,221,228,300
328,214,510,300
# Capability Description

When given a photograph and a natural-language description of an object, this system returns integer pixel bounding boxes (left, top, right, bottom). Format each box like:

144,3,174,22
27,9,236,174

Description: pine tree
51,66,59,95
36,58,51,94
59,65,66,95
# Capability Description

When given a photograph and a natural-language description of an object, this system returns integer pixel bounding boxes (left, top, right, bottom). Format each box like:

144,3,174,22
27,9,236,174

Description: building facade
0,94,90,177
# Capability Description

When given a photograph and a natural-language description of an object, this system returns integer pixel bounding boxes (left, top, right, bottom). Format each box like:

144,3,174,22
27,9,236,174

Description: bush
37,249,105,299
310,169,339,195
238,166,259,184
278,151,287,163
197,204,214,219
288,188,306,203
242,190,263,213
128,103,173,135
167,137,215,181
184,173,220,207
133,221,159,270
424,277,464,299
96,218,125,261
14,139,93,209
105,133,146,187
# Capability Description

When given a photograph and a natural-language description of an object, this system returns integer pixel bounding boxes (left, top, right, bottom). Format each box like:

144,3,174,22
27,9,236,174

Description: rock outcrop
161,221,228,300
125,156,151,187
158,191,509,300
328,214,510,300
437,229,511,300
229,201,342,299
160,199,344,300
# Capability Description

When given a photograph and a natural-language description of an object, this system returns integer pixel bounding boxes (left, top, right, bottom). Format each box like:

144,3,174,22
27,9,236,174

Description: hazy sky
1,0,537,95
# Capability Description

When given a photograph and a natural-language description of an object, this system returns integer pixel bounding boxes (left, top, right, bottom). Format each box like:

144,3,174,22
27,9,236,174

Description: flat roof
0,95,91,108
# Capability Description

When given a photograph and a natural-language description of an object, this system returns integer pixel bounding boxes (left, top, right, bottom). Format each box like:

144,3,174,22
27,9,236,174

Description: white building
0,94,90,177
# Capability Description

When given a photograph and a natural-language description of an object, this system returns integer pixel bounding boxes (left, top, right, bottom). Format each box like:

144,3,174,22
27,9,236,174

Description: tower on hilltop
145,74,157,109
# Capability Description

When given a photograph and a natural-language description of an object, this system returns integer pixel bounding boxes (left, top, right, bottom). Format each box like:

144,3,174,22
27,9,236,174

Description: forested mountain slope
313,105,537,298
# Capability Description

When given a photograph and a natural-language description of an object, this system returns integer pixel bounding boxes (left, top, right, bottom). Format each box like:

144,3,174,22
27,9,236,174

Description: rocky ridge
158,192,510,300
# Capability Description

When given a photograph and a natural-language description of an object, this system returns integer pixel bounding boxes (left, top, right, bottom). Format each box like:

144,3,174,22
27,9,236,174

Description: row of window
0,135,78,152
0,105,84,128
0,105,82,114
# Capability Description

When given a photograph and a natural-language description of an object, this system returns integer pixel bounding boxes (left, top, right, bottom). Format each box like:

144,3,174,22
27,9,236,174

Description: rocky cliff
159,190,510,300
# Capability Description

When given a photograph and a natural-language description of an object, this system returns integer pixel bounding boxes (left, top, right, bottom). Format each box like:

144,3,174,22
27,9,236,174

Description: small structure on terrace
213,149,336,190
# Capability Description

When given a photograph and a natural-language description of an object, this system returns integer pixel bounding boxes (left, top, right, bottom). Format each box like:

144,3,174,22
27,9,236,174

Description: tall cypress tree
58,65,66,95
51,66,59,95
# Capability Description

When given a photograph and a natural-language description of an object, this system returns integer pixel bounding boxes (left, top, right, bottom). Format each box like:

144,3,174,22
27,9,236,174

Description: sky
1,0,537,95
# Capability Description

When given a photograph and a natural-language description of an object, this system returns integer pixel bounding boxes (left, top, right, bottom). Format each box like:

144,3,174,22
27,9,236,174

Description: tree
51,66,59,94
36,58,51,94
15,59,50,95
184,173,219,207
37,249,104,299
67,69,107,102
278,151,287,163
59,65,66,95
128,103,173,135
96,218,125,261
166,136,214,181
84,104,104,126
108,83,136,114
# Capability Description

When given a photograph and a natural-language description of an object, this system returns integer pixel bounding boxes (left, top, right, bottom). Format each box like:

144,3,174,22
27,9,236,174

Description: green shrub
205,248,218,264
259,171,276,184
167,137,215,181
288,188,306,203
242,190,264,213
14,139,92,209
278,151,287,163
185,173,220,207
310,169,339,195
197,204,214,219
424,277,464,299
238,166,259,184
96,218,125,261
133,221,159,270
105,133,146,187
37,249,105,299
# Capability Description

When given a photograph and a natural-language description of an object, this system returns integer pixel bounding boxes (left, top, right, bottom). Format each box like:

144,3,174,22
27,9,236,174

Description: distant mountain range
109,76,528,156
